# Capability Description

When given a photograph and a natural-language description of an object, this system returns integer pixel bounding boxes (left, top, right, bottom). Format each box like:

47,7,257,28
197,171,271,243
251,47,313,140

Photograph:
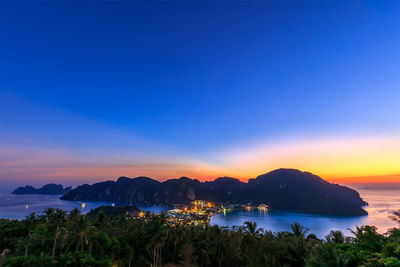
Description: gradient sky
1,0,400,188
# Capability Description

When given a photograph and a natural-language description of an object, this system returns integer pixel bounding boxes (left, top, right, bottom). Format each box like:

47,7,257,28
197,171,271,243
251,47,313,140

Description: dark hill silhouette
60,168,368,216
86,205,139,218
13,184,71,195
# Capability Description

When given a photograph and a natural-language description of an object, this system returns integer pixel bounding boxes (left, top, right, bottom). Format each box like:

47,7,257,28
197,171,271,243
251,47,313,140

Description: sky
1,0,400,188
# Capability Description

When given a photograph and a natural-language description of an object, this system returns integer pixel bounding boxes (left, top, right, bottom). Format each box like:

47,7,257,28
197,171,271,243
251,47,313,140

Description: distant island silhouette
60,168,368,216
12,184,71,195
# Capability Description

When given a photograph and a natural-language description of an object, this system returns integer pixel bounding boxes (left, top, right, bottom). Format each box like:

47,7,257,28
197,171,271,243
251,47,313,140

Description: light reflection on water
0,194,110,219
0,184,399,238
353,185,400,234
210,209,367,238
0,193,169,219
211,185,400,237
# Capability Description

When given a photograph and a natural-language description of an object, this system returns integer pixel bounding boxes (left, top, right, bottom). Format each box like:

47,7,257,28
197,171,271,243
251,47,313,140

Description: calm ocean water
211,184,400,237
1,184,399,238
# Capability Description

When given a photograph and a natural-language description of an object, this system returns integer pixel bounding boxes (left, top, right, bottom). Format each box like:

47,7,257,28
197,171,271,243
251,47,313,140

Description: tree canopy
1,208,399,267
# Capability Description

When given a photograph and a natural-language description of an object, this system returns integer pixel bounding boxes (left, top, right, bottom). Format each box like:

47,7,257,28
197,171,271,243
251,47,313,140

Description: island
12,184,72,195
61,168,368,216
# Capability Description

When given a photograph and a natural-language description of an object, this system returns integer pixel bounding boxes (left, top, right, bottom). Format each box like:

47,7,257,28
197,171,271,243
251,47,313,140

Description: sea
1,184,399,238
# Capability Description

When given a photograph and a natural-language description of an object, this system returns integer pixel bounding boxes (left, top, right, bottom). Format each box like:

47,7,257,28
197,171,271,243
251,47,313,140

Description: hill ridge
61,168,367,216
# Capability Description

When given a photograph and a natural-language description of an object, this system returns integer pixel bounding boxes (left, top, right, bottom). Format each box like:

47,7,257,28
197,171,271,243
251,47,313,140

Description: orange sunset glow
2,2,400,263
1,134,400,185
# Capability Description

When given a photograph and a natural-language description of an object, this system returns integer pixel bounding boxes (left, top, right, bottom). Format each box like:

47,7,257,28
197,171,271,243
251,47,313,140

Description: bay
211,184,400,237
1,184,399,238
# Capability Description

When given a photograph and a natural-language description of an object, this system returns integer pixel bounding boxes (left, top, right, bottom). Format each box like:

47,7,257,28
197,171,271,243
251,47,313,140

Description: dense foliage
86,206,139,219
1,208,399,267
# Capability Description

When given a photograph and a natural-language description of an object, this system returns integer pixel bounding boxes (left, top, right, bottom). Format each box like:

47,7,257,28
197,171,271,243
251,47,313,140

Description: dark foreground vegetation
1,209,400,267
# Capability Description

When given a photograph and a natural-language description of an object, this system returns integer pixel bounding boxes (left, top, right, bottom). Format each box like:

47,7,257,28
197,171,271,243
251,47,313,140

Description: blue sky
1,0,400,187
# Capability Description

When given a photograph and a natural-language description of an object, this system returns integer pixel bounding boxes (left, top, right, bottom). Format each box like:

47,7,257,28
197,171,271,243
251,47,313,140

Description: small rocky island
61,169,368,216
12,184,72,195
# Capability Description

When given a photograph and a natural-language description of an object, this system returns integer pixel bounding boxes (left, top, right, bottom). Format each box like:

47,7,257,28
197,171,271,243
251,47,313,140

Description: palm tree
146,214,168,267
291,222,308,238
308,243,351,267
67,215,92,253
44,207,55,222
192,227,210,267
325,230,345,244
287,222,310,266
244,221,263,237
52,209,67,256
67,208,81,221
59,226,69,257
255,230,279,267
348,225,384,252
168,224,184,263
241,221,263,264
125,221,150,266
23,213,37,257
209,226,230,267
95,210,108,230
118,236,134,267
